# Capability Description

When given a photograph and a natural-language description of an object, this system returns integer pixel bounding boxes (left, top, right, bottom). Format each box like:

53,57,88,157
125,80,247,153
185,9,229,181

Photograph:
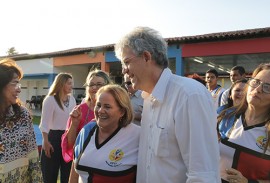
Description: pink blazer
61,102,95,162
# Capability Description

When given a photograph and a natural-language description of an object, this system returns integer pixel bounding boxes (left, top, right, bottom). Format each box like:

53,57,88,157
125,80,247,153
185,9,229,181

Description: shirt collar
133,90,142,98
142,68,172,103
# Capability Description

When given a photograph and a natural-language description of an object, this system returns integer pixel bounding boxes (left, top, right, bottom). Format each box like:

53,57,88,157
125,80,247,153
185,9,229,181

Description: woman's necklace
63,96,70,108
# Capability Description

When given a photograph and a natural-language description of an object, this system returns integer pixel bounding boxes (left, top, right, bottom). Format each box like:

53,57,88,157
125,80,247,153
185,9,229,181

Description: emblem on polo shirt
256,136,266,150
106,149,124,167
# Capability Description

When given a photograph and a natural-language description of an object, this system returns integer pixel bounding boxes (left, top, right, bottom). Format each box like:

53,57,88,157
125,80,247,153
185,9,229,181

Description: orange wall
53,53,110,73
54,53,104,66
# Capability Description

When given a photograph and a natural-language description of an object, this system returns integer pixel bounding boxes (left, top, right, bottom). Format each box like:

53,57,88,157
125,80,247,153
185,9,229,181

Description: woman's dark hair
0,58,23,122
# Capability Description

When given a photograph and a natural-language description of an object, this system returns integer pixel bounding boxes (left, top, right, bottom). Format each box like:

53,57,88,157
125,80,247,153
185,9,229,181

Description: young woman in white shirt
39,73,76,183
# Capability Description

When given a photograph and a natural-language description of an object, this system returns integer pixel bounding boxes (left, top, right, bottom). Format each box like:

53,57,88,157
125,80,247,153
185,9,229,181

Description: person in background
220,66,246,106
218,63,270,183
69,84,140,183
217,79,248,139
217,79,248,114
39,73,76,183
205,68,225,110
61,69,112,163
115,26,220,183
0,58,42,182
123,74,143,126
187,73,206,86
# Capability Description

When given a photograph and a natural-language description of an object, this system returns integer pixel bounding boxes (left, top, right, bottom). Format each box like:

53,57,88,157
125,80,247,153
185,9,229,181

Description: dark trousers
41,130,71,183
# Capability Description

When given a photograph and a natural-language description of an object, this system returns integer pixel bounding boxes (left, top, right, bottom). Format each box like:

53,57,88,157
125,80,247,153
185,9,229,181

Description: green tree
6,47,18,55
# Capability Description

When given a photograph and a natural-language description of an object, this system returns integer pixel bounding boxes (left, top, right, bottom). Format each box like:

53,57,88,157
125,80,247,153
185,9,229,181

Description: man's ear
142,51,151,62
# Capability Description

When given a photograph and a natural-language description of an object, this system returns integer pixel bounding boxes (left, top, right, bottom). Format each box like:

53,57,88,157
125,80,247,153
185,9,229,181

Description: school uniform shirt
210,85,225,110
217,107,237,139
220,115,270,182
74,123,140,183
220,88,230,106
137,68,221,183
39,95,76,133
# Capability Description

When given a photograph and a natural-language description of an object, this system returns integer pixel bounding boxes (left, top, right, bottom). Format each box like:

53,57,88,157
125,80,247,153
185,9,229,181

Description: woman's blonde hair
48,73,73,110
96,84,133,127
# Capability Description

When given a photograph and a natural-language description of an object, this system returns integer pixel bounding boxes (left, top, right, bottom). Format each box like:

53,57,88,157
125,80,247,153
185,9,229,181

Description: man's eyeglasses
9,82,21,89
124,81,132,87
248,78,270,94
86,83,105,88
121,56,137,71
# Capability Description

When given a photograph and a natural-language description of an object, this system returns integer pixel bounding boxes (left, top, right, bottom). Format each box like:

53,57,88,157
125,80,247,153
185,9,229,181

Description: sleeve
220,89,229,106
61,104,79,163
73,128,85,161
61,116,74,162
175,93,221,183
39,96,55,133
218,89,225,107
24,110,43,182
74,122,97,161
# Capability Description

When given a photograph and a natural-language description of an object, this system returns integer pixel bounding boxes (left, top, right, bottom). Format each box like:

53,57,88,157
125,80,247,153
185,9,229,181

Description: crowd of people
0,27,269,183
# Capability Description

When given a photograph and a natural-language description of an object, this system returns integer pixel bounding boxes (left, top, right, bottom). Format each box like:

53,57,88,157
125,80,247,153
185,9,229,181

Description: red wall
182,38,270,57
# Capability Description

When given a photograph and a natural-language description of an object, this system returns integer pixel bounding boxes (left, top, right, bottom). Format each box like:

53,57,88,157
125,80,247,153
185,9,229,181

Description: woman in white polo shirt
69,84,140,183
218,63,270,183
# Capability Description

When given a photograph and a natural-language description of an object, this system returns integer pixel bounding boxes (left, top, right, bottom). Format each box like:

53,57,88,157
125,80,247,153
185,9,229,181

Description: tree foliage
6,47,18,55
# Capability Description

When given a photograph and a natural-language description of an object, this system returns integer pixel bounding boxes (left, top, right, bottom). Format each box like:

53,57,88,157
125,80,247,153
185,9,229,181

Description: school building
2,26,270,106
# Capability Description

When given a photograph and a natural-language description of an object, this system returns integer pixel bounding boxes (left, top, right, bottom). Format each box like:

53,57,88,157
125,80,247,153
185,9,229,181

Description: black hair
231,66,246,75
206,69,219,77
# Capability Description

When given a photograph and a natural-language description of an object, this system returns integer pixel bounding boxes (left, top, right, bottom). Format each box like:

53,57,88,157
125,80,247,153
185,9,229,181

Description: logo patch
106,149,124,167
256,136,266,150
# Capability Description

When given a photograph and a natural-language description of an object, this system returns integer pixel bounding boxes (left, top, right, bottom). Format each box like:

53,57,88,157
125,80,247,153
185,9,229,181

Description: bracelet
248,180,259,183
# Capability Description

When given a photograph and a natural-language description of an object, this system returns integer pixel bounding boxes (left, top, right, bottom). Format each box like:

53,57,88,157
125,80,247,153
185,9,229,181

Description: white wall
16,58,54,74
16,59,93,104
20,79,48,106
54,65,89,97
220,78,232,90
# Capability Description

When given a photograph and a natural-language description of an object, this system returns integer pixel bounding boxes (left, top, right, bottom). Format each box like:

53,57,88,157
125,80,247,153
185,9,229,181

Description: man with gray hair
115,27,221,183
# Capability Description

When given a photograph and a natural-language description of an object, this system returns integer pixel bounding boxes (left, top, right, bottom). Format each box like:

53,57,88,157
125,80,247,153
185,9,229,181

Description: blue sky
1,0,270,56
